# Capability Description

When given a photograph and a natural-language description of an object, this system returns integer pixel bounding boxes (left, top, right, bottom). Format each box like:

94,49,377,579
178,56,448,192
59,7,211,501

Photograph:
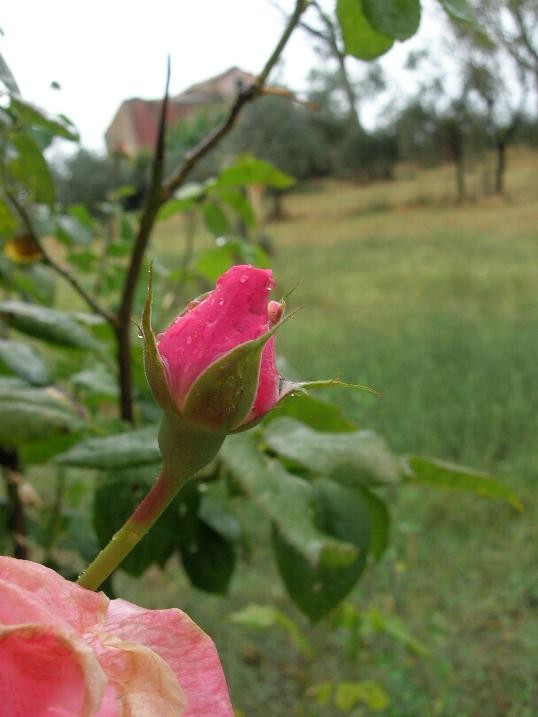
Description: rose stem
77,470,185,591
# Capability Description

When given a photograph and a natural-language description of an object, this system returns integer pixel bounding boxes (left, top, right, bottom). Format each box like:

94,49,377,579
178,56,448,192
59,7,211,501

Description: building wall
105,102,138,156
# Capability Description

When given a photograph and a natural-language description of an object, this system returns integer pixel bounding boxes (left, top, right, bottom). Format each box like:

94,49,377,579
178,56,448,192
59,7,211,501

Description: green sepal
232,378,378,434
295,379,380,395
142,265,177,414
182,315,290,433
182,336,267,433
273,378,379,414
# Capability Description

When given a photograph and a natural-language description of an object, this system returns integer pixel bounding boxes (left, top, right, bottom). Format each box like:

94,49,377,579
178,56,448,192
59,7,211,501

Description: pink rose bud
156,265,283,433
267,299,284,326
0,557,233,716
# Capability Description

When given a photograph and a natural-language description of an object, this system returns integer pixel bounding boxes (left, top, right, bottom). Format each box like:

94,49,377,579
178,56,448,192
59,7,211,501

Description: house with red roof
105,67,254,156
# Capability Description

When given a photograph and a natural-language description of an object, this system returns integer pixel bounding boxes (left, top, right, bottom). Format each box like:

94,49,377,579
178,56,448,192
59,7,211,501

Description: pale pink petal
158,264,277,410
0,577,69,628
90,633,186,717
0,556,108,632
103,600,234,717
0,623,106,717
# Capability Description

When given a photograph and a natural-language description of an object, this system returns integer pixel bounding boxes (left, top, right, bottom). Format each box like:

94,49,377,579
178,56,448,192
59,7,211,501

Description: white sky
1,0,445,152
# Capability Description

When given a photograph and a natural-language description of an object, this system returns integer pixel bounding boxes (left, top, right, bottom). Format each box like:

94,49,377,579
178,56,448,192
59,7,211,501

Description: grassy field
121,151,538,716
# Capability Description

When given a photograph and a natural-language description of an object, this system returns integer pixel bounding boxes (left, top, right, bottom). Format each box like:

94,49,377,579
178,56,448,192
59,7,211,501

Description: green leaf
0,301,100,349
0,377,26,389
107,239,133,259
68,204,95,230
217,187,256,226
93,466,178,577
180,518,236,594
230,604,313,658
306,682,333,707
0,338,49,385
201,202,230,236
10,97,79,141
264,417,402,486
110,215,135,257
217,154,294,190
9,133,55,205
337,0,394,59
365,607,428,656
66,248,97,273
174,480,202,551
272,479,371,621
0,262,55,304
71,365,118,400
55,214,92,245
363,0,420,41
55,426,160,469
407,455,523,510
0,382,83,446
361,487,390,560
199,497,241,543
157,182,206,220
334,680,390,712
0,195,18,236
264,393,357,432
221,433,358,569
60,511,99,564
195,245,237,283
0,52,20,94
195,239,270,284
19,432,82,465
439,0,479,25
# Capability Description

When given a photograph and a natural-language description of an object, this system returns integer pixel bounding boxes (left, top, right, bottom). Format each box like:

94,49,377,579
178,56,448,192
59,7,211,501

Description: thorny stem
115,58,170,423
78,414,225,590
77,469,182,591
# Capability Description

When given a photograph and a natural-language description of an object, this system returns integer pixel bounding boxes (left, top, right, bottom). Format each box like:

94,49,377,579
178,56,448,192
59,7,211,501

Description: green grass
123,152,538,716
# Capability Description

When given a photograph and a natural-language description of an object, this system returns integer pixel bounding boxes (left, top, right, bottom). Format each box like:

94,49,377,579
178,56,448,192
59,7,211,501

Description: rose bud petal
0,557,234,716
157,265,281,432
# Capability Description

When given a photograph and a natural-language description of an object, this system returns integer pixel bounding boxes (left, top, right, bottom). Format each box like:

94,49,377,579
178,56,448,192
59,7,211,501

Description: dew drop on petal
186,335,192,345
239,274,248,284
218,298,224,306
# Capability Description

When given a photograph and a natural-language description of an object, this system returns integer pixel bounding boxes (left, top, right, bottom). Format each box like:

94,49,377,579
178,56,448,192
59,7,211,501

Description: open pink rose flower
156,264,285,433
0,557,234,716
